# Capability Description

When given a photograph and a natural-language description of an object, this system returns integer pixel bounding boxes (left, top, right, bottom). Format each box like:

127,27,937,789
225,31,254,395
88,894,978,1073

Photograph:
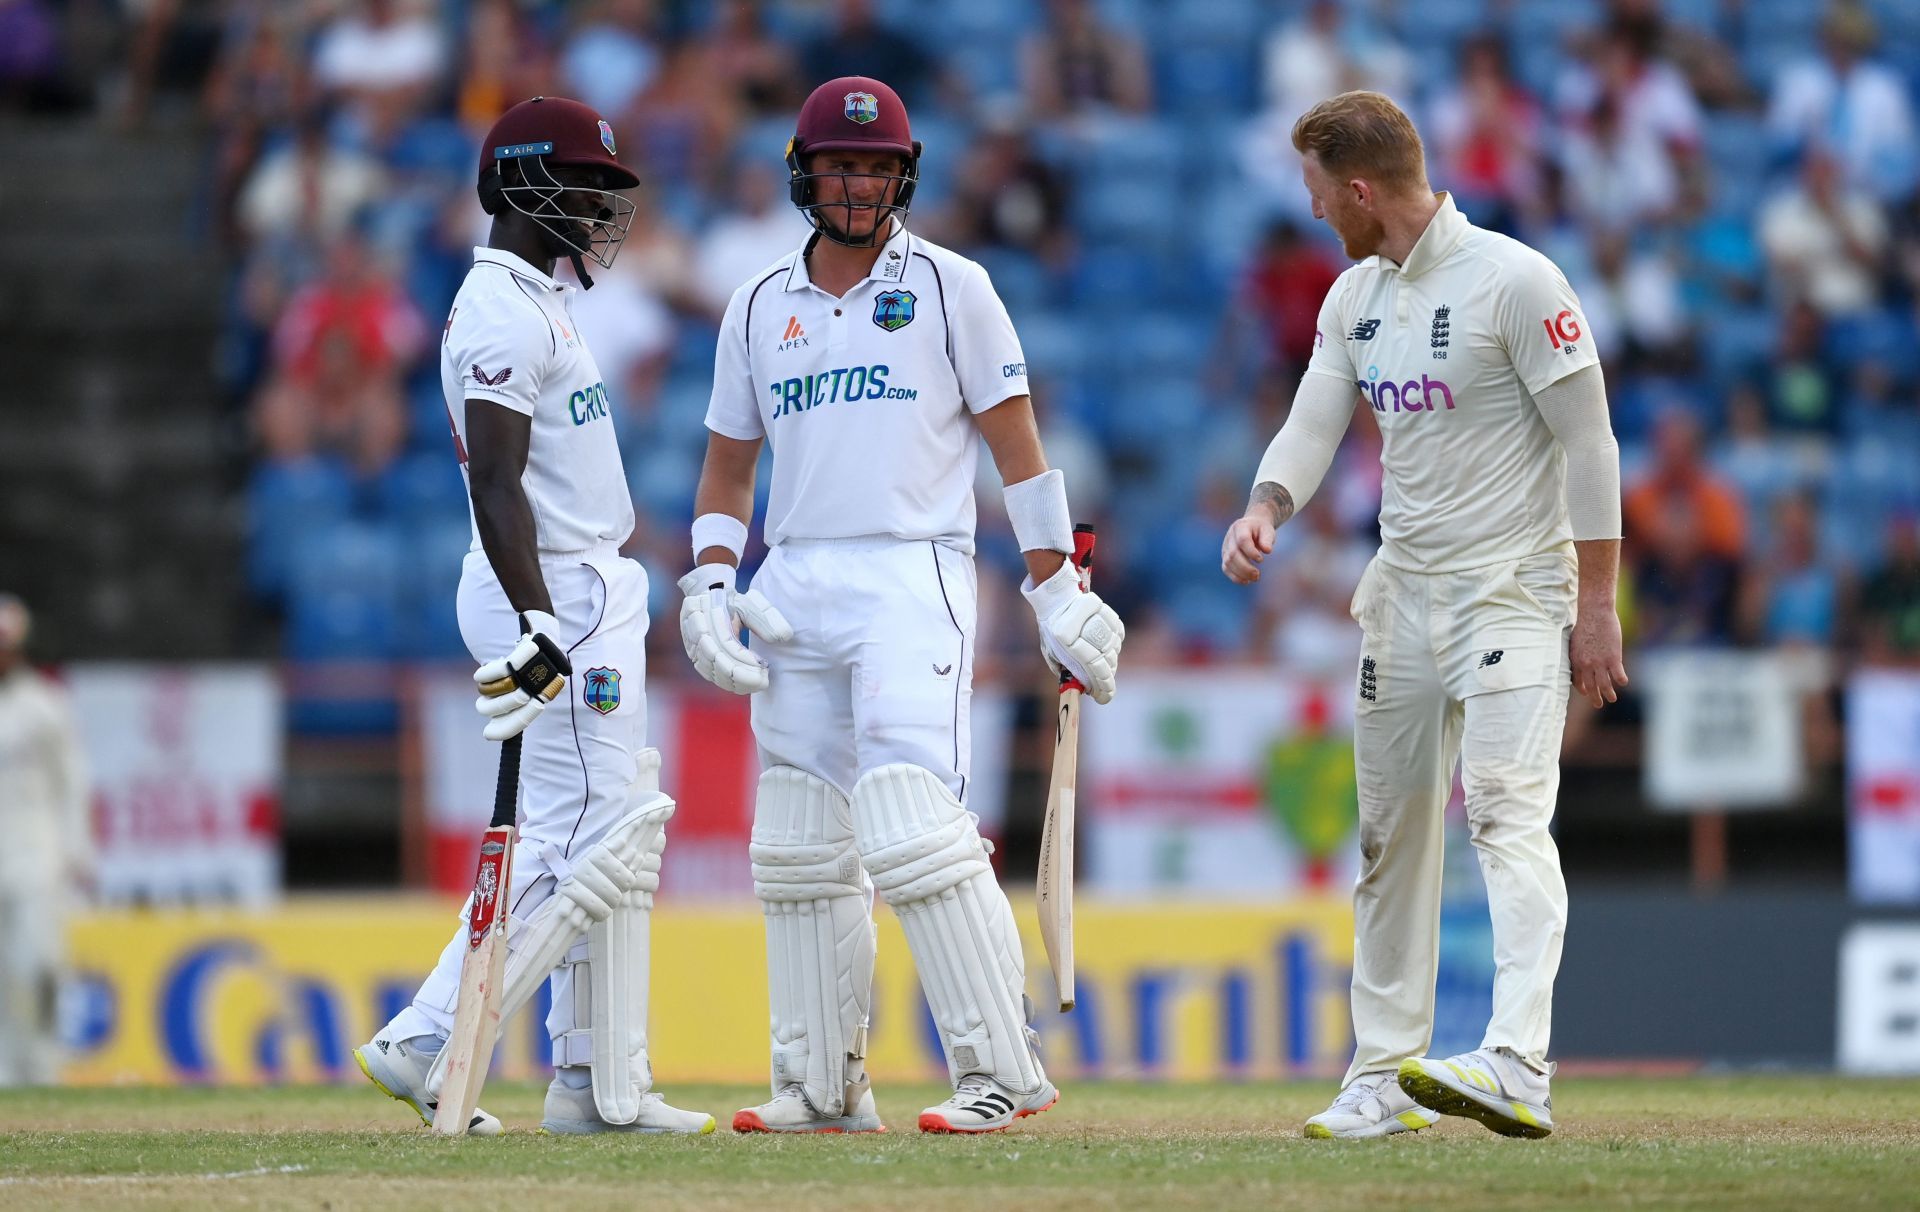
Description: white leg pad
752,765,875,1118
853,763,1042,1096
426,784,675,1099
585,824,662,1123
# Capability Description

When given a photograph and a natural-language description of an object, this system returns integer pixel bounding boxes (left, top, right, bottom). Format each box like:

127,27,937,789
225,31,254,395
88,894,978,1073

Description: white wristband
691,512,749,564
1002,468,1073,554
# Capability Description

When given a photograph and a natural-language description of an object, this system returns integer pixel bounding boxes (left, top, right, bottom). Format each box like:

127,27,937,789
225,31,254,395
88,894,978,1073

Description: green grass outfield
2,1077,1917,1211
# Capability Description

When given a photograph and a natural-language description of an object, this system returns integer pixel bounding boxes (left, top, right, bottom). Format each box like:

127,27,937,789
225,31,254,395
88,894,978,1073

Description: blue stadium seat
1702,306,1776,383
1077,116,1186,181
374,452,468,527
976,248,1052,314
1154,42,1259,120
1069,247,1172,314
1076,176,1184,248
247,458,355,604
1827,311,1920,376
399,515,474,659
286,521,407,734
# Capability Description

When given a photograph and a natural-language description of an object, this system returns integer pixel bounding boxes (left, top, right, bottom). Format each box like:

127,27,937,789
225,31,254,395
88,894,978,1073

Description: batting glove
1023,560,1124,705
473,610,572,741
677,563,793,695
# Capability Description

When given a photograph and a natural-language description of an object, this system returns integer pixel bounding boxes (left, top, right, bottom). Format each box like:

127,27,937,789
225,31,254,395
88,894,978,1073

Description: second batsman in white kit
1222,92,1627,1140
682,76,1124,1135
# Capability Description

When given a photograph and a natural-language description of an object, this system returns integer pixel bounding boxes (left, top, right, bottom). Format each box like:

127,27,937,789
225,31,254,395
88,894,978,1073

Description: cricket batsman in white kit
0,595,92,1086
353,96,712,1136
682,76,1125,1135
1222,92,1627,1140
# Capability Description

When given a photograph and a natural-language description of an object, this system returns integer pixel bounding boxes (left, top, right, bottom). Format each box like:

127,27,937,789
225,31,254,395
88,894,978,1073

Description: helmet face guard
786,137,923,248
490,145,637,271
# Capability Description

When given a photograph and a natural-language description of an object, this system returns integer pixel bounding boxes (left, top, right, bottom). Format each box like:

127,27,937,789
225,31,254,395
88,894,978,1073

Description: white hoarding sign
1848,670,1920,904
1643,650,1803,811
66,664,282,906
1838,923,1920,1074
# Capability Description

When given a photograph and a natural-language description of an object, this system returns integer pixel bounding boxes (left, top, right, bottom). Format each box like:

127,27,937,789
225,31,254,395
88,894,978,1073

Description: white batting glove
676,563,793,695
474,610,572,741
1022,561,1124,705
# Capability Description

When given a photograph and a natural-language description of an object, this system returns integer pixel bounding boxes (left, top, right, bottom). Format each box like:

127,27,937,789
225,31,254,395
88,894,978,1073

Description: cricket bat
1036,523,1096,1012
432,734,521,1136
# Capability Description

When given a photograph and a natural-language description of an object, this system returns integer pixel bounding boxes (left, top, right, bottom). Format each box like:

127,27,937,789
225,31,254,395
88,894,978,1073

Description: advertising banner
64,896,1356,1086
1643,649,1804,812
1848,670,1920,904
65,664,282,906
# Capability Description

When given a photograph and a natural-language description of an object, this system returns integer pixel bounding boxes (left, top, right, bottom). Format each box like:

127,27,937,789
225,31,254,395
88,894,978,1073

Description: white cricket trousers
0,886,61,1085
749,537,977,795
389,546,650,1066
1343,546,1575,1082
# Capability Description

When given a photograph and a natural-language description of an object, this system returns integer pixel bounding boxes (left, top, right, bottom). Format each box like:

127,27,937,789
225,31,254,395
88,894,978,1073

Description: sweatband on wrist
1002,468,1073,554
691,512,749,563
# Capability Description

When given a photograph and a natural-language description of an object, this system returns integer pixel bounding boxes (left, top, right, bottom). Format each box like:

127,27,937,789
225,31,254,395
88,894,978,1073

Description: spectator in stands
1020,0,1152,122
942,107,1074,268
1627,408,1746,562
1579,227,1690,372
1761,299,1841,433
691,159,808,319
690,0,798,122
1759,147,1891,318
457,0,554,134
567,201,677,417
311,0,446,143
236,110,388,248
254,231,422,476
803,0,935,107
1239,219,1341,375
1768,2,1918,206
559,0,660,121
1254,502,1370,680
1739,491,1843,648
1857,512,1920,665
1427,35,1543,235
1713,384,1828,546
1558,91,1684,235
203,11,310,247
1556,11,1702,221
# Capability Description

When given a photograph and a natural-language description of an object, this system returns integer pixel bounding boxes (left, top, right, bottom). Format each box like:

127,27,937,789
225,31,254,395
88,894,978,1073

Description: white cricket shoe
1303,1071,1442,1139
539,1078,716,1135
732,1077,886,1134
1397,1048,1555,1139
352,1032,502,1136
918,1073,1059,1134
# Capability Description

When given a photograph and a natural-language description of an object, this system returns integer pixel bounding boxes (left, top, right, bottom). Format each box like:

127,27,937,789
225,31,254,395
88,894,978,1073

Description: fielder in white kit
1221,92,1627,1139
353,96,711,1136
0,595,91,1086
681,76,1124,1135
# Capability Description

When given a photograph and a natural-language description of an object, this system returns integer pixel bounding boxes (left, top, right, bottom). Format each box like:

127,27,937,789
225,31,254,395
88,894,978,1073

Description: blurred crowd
8,0,1920,723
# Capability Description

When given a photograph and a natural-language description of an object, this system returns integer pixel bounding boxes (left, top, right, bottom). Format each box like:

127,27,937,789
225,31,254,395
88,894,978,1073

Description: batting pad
426,787,674,1100
583,823,663,1123
751,765,875,1117
854,764,1042,1096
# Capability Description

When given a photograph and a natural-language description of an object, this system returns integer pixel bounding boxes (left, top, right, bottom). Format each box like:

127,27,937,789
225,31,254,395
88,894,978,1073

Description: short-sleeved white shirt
440,247,634,554
704,226,1029,554
1305,194,1600,573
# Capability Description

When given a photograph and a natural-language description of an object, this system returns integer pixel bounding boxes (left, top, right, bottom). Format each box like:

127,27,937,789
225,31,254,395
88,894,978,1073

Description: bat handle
1057,523,1098,693
491,735,522,829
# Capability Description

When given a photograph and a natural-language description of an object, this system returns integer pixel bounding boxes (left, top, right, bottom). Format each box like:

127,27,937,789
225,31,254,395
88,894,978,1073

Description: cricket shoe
732,1077,886,1134
1397,1048,1554,1139
918,1073,1059,1134
539,1079,716,1135
352,1032,501,1136
1303,1071,1442,1139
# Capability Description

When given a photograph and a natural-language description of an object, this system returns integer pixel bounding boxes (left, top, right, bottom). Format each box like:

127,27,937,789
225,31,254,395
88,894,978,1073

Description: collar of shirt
1383,192,1468,281
782,223,914,292
473,246,569,295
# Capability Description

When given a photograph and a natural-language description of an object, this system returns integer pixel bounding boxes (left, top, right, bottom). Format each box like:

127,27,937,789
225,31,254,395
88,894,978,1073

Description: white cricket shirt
1305,194,1600,572
704,227,1029,554
440,247,634,554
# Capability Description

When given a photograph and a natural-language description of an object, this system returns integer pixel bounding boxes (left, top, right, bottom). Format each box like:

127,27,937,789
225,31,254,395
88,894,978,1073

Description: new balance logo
1350,318,1382,341
777,315,809,351
471,364,512,387
1478,650,1504,669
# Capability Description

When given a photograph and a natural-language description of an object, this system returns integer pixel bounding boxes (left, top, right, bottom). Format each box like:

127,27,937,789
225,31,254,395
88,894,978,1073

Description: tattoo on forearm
1250,481,1295,528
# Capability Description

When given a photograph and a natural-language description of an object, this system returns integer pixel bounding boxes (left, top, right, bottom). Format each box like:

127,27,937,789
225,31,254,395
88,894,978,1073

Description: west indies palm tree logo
583,667,621,715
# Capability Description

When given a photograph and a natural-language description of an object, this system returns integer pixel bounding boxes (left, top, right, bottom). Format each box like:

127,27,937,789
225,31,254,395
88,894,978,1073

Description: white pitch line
0,1164,308,1185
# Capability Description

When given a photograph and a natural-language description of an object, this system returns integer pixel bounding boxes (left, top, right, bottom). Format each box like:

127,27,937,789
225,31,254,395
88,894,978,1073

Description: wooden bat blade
1037,688,1081,1011
432,823,513,1135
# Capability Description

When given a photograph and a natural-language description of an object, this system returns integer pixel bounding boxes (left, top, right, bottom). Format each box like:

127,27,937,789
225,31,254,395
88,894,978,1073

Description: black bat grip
490,734,522,829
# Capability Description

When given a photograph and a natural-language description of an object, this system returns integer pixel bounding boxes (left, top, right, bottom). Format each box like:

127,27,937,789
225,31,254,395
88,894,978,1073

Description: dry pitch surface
1,1077,1917,1211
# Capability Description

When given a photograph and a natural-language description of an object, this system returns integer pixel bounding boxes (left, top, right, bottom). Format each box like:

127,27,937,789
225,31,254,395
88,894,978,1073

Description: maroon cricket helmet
476,96,639,277
786,76,922,247
478,95,639,192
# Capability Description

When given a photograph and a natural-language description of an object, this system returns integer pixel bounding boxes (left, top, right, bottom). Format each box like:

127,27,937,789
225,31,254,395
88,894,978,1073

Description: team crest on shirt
583,667,621,715
844,91,879,124
872,289,915,332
